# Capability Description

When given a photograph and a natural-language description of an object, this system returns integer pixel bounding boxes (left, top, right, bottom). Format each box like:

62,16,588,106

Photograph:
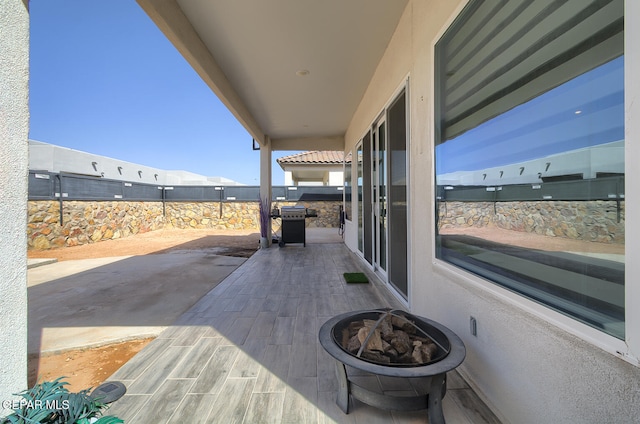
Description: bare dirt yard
27,338,155,393
28,228,261,261
438,225,624,255
27,228,260,392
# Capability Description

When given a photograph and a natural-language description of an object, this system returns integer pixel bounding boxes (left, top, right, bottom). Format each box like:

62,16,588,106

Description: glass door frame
356,140,364,255
354,79,409,303
372,116,388,279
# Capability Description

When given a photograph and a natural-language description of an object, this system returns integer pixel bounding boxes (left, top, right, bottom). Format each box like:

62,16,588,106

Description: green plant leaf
93,417,124,424
1,378,122,424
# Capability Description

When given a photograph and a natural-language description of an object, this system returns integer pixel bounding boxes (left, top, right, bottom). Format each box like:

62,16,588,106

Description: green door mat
343,272,369,284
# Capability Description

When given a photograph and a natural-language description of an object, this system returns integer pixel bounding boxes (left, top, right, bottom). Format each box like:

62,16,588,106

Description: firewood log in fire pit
340,313,439,365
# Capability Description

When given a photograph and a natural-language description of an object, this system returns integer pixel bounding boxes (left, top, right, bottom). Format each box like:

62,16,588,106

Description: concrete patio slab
26,228,343,355
27,252,246,354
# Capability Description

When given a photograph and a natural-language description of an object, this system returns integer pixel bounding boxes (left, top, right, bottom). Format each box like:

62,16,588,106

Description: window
344,151,352,221
435,0,625,339
357,142,364,253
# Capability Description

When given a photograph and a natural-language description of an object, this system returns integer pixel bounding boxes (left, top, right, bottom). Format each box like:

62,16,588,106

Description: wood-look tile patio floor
106,240,501,423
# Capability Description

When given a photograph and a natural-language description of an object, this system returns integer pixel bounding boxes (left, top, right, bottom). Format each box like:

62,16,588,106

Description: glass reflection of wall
434,0,625,340
357,144,363,253
344,152,352,221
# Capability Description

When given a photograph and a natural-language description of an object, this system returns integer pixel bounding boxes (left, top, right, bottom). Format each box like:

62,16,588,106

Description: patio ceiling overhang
136,0,408,150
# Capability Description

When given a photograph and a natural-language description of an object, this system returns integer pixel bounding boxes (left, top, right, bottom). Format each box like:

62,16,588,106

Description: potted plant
258,196,271,248
1,377,123,424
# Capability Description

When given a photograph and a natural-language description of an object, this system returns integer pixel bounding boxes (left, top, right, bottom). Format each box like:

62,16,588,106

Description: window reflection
437,57,624,184
357,144,364,253
434,0,625,339
344,152,352,221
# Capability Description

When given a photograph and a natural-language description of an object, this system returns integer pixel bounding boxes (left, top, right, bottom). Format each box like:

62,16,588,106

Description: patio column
0,0,30,411
260,137,272,246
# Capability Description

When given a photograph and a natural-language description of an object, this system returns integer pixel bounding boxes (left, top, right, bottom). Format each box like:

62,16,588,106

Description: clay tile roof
276,151,349,165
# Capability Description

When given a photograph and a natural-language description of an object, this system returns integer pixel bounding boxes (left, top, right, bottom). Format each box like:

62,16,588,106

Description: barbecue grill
277,206,314,247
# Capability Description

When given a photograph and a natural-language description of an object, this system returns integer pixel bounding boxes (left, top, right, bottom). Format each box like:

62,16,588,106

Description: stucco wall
344,0,640,422
27,200,342,250
0,0,29,412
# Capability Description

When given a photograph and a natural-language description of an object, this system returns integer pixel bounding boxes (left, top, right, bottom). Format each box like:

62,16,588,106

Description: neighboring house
3,1,640,422
276,150,348,186
28,140,245,186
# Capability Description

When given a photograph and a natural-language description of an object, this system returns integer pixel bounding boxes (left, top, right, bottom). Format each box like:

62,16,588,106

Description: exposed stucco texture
343,0,639,422
0,0,30,413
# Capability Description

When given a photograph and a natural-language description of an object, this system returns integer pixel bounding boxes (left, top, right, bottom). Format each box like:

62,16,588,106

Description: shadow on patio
104,238,501,423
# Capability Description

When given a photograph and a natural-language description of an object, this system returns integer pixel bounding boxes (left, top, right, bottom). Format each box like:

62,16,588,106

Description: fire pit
319,309,466,424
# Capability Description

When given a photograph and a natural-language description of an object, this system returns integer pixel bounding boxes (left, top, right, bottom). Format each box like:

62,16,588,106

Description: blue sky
29,0,289,185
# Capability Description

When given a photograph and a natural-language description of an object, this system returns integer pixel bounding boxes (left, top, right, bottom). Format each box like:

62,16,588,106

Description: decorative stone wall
164,202,260,230
28,201,165,249
159,200,341,230
438,200,625,244
271,201,342,228
27,200,342,250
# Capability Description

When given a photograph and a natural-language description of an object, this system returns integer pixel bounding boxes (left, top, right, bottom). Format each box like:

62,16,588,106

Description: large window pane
357,143,364,253
435,0,625,339
363,131,373,264
344,152,352,222
389,91,408,297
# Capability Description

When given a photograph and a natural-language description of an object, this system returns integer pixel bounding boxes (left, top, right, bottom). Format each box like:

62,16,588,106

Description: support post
259,137,272,245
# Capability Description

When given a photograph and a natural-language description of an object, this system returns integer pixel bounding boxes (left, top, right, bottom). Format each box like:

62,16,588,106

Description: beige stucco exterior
2,0,639,421
0,0,29,412
343,1,640,422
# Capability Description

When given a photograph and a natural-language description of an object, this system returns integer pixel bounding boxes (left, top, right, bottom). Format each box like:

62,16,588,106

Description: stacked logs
340,313,439,365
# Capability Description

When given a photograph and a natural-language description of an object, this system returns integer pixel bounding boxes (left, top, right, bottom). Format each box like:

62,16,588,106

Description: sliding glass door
362,131,372,265
388,90,408,297
355,87,408,298
373,118,387,276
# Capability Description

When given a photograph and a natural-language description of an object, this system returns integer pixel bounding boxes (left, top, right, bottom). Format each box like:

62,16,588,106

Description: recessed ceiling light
296,69,310,77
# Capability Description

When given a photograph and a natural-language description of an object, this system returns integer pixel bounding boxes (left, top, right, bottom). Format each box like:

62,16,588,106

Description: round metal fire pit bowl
319,309,466,424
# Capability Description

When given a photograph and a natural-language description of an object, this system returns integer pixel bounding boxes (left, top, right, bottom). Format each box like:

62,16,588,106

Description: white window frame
430,0,639,366
624,0,640,364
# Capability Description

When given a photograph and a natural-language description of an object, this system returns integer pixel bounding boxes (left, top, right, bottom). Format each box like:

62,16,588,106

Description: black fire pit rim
330,308,451,368
319,309,466,378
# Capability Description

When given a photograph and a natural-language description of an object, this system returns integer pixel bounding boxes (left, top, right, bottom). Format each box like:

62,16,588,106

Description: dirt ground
28,228,261,261
27,228,260,392
27,338,155,393
439,225,625,255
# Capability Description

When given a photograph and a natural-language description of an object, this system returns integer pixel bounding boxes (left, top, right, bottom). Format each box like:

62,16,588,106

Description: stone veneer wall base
28,200,343,250
438,200,624,244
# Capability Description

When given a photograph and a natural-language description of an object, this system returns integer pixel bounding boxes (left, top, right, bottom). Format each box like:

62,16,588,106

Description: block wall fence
27,200,342,250
438,200,625,244
28,199,624,250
